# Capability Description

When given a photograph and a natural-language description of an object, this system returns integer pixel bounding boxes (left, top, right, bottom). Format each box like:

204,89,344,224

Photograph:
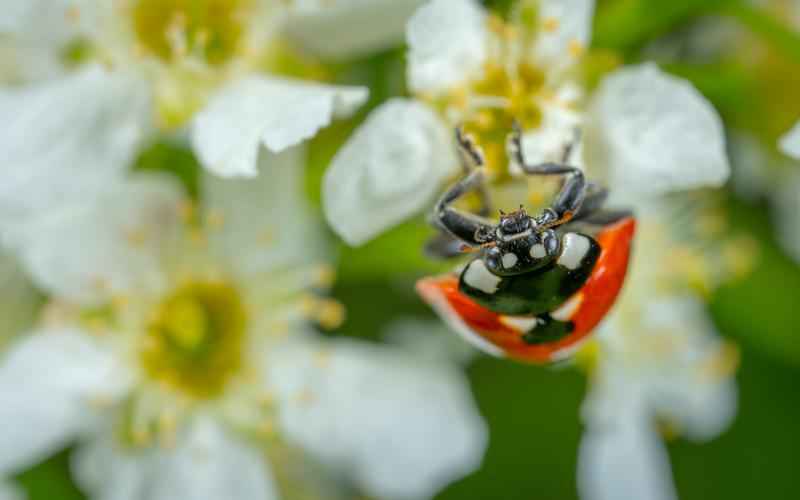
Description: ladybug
417,123,636,364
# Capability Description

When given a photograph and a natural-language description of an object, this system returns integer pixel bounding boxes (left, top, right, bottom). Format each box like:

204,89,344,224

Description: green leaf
15,449,86,500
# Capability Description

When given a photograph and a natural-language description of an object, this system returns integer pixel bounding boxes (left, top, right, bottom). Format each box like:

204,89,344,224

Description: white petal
150,418,277,500
0,328,127,475
533,0,595,67
640,297,738,441
203,146,327,277
72,436,152,500
578,416,677,500
778,120,800,159
0,480,23,500
406,0,488,94
586,63,729,197
73,419,277,500
596,294,738,442
323,99,457,245
192,76,367,177
774,170,800,263
0,0,103,83
268,338,487,500
285,0,427,60
0,0,90,48
13,175,182,305
520,87,584,166
0,65,151,239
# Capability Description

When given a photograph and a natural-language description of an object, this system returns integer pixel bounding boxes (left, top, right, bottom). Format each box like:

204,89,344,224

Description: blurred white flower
0,149,487,500
578,207,739,500
323,0,729,245
0,0,394,197
779,120,800,159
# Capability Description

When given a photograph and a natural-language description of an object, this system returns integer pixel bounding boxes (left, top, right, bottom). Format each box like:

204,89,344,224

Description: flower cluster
0,1,789,500
0,1,486,499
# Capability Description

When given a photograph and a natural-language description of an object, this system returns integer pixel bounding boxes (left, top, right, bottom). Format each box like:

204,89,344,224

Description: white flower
579,299,737,500
584,63,729,198
323,98,457,244
578,207,739,500
779,120,800,159
0,0,379,200
0,149,487,500
323,0,730,245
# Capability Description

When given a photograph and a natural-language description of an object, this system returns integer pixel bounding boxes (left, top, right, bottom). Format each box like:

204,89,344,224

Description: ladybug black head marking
498,206,532,236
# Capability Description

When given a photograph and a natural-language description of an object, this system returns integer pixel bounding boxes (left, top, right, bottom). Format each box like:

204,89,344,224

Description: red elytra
417,217,636,363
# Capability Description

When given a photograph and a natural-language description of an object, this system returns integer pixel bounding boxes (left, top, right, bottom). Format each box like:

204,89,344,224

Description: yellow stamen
568,40,585,58
131,0,253,66
542,17,560,33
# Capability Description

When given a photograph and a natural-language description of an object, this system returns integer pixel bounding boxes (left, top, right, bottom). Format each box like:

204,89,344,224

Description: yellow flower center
141,280,247,398
425,15,555,180
132,0,253,66
460,60,546,178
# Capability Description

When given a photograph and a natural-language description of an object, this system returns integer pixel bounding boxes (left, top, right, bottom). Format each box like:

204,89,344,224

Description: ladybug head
498,206,532,237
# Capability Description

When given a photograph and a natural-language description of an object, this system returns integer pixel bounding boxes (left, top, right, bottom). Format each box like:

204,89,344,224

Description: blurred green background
13,0,800,499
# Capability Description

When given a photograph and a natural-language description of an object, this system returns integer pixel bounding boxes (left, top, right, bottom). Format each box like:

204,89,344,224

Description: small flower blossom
577,205,742,500
0,149,487,500
779,120,800,159
323,0,729,245
0,0,423,241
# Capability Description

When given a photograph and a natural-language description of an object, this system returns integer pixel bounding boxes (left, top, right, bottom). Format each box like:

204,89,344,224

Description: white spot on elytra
463,260,502,294
551,293,583,321
502,253,518,269
500,315,540,332
557,233,590,270
530,244,547,259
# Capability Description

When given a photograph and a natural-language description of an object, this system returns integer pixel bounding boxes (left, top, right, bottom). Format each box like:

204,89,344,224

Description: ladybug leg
455,127,492,216
434,168,496,247
574,183,608,220
507,122,587,229
426,128,499,259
